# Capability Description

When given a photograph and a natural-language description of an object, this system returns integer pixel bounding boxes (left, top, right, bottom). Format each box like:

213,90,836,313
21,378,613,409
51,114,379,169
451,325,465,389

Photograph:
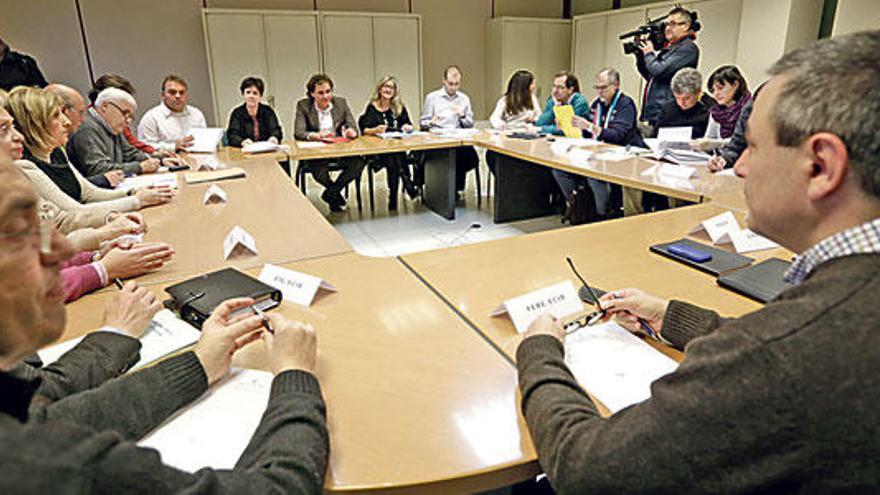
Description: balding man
68,88,179,184
516,31,880,493
45,83,86,132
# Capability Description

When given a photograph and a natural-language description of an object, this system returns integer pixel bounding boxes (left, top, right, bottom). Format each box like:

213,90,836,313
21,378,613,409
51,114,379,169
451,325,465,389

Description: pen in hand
251,305,274,334
114,278,124,290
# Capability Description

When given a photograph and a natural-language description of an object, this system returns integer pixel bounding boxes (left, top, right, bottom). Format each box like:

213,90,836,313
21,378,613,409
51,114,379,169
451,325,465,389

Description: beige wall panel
537,23,573,102
81,0,215,124
604,11,645,105
689,0,742,82
485,19,504,113
372,17,423,120
264,14,322,136
736,0,790,87
494,0,563,18
317,0,408,12
321,15,375,119
412,0,490,118
833,0,880,36
500,21,542,107
572,16,607,97
203,13,268,127
207,0,314,8
572,0,614,16
784,0,822,52
2,0,91,93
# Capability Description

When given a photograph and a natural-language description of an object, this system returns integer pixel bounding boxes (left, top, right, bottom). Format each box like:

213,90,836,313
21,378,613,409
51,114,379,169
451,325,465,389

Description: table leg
422,147,457,220
494,152,557,223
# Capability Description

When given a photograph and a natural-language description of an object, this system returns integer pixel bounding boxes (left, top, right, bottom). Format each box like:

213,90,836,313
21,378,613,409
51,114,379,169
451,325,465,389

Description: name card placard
689,210,738,244
729,228,779,253
491,281,583,333
223,226,258,260
204,185,228,204
259,263,336,307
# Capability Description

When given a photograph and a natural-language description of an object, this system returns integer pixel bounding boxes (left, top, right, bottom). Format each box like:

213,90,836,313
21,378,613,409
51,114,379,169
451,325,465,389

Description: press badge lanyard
595,90,621,130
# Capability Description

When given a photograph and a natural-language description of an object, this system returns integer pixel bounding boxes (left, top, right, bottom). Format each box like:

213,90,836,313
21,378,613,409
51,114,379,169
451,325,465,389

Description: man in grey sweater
0,156,329,493
517,31,880,493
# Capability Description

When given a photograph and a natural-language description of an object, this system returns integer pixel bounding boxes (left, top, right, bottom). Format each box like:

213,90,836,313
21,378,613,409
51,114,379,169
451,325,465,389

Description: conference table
57,134,783,493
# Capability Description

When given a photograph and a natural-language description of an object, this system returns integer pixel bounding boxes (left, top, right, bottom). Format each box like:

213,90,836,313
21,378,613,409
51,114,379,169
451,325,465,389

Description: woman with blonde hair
358,76,417,210
5,86,171,227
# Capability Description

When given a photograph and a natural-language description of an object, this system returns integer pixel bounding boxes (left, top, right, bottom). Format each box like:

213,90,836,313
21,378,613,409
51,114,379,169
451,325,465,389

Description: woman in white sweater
5,87,171,233
489,70,541,131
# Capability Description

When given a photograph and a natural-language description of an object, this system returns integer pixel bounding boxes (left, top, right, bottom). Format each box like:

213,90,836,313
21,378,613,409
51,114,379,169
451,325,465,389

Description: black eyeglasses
107,101,134,120
563,257,606,335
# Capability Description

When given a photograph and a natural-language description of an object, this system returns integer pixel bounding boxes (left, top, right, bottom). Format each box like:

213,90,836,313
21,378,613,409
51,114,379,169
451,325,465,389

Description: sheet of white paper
566,148,594,167
187,128,225,153
716,168,737,176
491,281,583,333
138,368,273,472
241,141,280,154
259,263,335,307
429,128,480,138
203,185,228,204
565,321,678,413
223,226,258,259
38,310,200,370
116,173,178,192
730,228,780,253
657,126,693,142
594,150,633,162
295,141,327,149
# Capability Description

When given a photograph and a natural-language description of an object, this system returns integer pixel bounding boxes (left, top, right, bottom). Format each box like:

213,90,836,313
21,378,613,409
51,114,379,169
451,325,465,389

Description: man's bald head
45,84,86,132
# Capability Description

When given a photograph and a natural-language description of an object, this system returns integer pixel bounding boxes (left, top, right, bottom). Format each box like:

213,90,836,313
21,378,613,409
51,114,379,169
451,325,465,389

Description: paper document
139,368,273,472
295,141,327,149
187,128,225,153
565,321,678,413
37,310,201,370
378,131,426,139
552,105,581,139
242,141,280,154
657,126,693,141
116,173,178,192
491,281,583,333
428,128,480,138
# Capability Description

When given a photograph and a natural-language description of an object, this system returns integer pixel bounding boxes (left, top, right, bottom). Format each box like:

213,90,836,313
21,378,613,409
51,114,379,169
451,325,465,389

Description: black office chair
294,160,364,211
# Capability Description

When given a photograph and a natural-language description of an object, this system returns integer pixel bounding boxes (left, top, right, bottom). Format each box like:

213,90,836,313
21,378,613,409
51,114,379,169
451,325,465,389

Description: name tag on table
657,126,692,141
203,185,228,204
690,211,779,253
729,228,779,253
192,154,219,171
258,263,336,307
223,225,258,259
491,281,583,333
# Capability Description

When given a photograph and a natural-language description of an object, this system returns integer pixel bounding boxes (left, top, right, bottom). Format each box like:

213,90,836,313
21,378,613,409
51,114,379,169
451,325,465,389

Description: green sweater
517,253,880,493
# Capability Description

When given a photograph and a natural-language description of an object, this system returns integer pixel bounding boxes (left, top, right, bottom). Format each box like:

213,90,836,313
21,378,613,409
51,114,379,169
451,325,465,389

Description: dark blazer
293,96,358,140
226,103,283,147
635,36,700,126
655,99,710,139
587,90,645,148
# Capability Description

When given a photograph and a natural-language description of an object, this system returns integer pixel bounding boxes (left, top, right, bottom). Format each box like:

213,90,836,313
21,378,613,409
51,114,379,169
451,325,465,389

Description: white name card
223,226,258,259
193,154,219,171
203,185,228,204
729,228,779,253
657,126,692,142
490,281,583,333
689,210,739,244
258,263,336,307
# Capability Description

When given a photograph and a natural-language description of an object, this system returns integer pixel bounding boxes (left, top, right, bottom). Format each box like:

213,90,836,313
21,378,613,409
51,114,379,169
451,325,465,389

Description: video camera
620,9,700,55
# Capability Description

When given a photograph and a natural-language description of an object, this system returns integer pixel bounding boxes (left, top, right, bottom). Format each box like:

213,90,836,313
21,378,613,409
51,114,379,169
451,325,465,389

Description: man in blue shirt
535,71,589,135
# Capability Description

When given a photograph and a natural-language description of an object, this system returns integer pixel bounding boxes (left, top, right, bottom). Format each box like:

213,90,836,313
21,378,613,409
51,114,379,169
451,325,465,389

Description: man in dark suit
294,74,365,212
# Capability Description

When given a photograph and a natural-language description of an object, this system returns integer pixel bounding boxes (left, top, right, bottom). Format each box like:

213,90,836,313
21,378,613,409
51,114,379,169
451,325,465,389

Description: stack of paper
565,321,678,413
116,173,179,192
138,368,274,472
187,128,225,153
242,141,280,154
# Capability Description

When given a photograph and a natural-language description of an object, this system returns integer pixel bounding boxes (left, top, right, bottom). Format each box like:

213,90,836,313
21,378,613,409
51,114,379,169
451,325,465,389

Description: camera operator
634,7,700,132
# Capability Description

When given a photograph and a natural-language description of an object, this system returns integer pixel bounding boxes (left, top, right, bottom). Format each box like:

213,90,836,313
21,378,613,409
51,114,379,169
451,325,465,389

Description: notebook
717,258,795,303
650,238,754,276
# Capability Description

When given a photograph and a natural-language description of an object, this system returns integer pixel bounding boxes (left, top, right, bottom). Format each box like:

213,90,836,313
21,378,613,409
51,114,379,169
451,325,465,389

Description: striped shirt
785,217,880,285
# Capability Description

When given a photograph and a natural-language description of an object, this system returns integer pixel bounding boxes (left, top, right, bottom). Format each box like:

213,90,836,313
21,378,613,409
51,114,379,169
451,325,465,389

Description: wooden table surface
63,253,541,494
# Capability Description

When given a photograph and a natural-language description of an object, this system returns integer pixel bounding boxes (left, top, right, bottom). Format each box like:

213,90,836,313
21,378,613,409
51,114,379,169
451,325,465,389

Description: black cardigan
358,103,412,133
226,103,283,147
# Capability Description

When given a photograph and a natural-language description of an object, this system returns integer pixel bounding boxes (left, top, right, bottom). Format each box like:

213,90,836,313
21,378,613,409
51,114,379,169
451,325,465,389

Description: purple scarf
710,90,751,138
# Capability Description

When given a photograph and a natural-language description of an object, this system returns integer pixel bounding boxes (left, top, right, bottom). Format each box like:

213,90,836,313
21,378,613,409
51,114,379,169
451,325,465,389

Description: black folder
717,258,795,303
163,267,281,329
650,238,753,276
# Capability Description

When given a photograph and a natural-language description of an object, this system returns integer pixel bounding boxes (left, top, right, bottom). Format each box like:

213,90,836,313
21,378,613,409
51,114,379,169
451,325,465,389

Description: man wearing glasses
633,7,700,133
68,87,179,185
516,31,880,492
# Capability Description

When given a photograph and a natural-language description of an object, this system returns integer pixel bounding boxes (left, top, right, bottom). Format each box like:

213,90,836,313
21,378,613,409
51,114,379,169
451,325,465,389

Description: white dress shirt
316,101,334,134
489,94,541,130
137,103,207,151
420,88,474,130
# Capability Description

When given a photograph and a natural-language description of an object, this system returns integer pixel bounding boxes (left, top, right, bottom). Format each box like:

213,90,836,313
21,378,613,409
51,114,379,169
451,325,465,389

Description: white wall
832,0,880,36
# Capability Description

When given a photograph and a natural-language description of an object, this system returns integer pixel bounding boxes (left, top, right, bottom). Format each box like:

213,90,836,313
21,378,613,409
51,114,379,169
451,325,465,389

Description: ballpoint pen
113,278,124,290
252,305,274,334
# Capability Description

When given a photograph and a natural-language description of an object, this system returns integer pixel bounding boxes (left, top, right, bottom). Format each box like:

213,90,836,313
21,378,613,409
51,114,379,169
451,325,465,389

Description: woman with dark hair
704,65,750,140
489,70,541,130
226,76,283,148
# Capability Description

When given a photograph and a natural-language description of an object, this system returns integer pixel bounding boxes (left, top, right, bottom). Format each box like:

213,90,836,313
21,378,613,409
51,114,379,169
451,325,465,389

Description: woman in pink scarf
704,65,751,139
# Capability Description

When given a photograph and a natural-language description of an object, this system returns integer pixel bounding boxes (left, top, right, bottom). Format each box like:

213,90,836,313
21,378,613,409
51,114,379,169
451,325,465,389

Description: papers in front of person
184,167,246,185
138,368,273,472
187,128,225,153
491,281,583,333
594,148,635,162
549,137,599,157
116,172,179,192
565,320,678,413
37,309,201,371
428,127,480,138
645,127,712,165
295,141,327,149
377,131,427,139
241,140,280,154
258,263,336,307
223,225,258,259
641,163,697,179
689,210,780,253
